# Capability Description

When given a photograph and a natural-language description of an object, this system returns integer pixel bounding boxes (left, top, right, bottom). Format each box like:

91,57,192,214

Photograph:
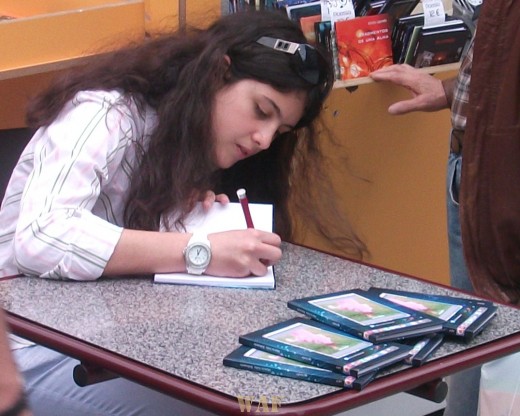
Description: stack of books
391,14,471,66
223,288,497,389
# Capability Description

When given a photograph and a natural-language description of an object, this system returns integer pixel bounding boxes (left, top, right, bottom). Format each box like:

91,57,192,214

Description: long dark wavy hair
26,10,367,259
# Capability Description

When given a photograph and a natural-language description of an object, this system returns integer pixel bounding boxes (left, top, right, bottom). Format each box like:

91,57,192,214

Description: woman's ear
222,54,232,81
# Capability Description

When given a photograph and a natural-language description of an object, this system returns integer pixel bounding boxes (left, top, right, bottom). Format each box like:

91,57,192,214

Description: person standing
371,0,520,414
459,1,520,412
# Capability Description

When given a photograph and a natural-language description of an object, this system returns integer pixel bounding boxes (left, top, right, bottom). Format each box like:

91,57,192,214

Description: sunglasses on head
256,36,328,87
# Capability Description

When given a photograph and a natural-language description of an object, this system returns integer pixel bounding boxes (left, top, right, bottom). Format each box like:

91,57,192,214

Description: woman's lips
237,144,250,158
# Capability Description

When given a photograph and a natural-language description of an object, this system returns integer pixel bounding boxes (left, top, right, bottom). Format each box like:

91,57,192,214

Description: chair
0,128,34,200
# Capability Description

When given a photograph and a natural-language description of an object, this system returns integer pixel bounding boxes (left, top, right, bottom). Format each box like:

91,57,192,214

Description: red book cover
299,14,322,43
335,14,393,80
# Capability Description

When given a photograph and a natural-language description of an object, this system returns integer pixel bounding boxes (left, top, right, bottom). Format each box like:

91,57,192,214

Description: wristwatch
183,233,212,275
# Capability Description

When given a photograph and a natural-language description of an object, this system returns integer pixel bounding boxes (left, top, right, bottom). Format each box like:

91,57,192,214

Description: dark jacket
460,0,520,305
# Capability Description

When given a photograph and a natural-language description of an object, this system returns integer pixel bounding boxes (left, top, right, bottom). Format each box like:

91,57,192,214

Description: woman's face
212,79,307,169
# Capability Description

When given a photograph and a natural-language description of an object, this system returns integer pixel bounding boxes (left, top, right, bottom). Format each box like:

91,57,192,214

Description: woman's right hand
206,229,282,277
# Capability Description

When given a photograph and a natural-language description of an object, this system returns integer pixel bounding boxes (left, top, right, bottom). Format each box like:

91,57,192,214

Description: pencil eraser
236,188,246,199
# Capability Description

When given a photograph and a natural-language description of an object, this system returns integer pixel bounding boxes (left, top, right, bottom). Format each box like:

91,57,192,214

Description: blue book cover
238,317,412,377
288,289,444,342
368,287,498,342
224,346,377,389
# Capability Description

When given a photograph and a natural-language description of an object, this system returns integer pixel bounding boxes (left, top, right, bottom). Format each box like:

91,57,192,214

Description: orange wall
292,74,456,285
0,0,221,129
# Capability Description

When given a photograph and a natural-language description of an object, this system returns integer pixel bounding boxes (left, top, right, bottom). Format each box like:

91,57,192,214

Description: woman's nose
252,126,277,150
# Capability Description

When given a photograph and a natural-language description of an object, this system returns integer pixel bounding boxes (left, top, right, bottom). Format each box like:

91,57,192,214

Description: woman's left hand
201,191,229,212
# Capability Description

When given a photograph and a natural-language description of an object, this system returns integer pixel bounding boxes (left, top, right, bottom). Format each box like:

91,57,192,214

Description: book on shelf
367,287,498,342
154,202,275,289
357,0,385,16
409,20,471,68
402,333,444,366
238,317,413,377
391,16,470,66
273,0,318,14
228,0,257,12
299,13,322,42
379,0,420,21
315,19,333,49
335,13,393,80
287,289,444,342
356,0,418,17
315,20,342,80
228,0,279,12
223,345,377,389
391,13,425,63
275,0,316,5
285,0,322,23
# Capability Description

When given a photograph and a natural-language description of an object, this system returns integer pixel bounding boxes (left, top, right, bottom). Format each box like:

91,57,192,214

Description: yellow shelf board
333,62,461,89
0,1,145,73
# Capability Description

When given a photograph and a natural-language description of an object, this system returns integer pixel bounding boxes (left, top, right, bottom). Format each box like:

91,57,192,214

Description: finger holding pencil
237,188,255,229
236,188,276,268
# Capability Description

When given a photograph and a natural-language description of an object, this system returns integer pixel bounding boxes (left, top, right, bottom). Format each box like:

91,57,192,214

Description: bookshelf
334,62,460,88
223,2,461,88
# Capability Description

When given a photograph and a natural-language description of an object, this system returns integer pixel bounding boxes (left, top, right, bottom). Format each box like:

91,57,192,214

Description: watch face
187,244,210,267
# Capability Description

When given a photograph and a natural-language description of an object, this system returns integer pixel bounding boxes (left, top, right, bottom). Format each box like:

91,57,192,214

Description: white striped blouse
0,90,157,280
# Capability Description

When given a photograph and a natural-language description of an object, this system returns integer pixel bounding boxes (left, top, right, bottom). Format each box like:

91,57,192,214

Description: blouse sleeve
13,91,141,280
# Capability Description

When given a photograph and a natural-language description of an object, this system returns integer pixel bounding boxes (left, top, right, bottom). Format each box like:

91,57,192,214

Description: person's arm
370,64,453,115
12,92,136,280
441,77,456,109
104,227,282,278
0,309,31,416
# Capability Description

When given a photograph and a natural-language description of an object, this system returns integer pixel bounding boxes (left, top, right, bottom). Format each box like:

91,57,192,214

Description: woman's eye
255,105,269,119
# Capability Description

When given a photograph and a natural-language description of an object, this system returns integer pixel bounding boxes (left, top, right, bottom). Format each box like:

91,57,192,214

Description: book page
154,202,275,289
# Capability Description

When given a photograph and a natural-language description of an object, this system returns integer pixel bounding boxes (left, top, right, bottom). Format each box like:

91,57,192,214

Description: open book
154,202,275,289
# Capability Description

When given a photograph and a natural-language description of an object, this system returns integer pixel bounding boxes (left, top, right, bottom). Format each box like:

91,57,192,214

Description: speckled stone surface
1,243,520,404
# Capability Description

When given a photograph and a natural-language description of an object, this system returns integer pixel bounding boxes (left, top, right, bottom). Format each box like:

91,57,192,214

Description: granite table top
1,243,520,412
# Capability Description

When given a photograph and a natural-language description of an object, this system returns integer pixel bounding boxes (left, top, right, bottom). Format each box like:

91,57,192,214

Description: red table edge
6,311,520,416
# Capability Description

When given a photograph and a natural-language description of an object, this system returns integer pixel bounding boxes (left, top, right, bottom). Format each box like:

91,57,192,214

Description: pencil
236,188,255,228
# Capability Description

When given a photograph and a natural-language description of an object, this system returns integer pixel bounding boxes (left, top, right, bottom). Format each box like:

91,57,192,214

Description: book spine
367,320,443,343
263,365,348,387
330,29,341,81
344,346,411,377
352,371,377,390
289,305,362,339
240,338,343,373
407,334,444,367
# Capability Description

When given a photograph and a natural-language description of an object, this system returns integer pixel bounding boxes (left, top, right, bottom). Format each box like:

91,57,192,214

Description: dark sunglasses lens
295,45,322,85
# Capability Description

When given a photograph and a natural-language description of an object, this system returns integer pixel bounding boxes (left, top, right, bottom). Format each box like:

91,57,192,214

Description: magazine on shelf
287,289,444,342
367,287,498,342
224,345,377,389
238,317,413,377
